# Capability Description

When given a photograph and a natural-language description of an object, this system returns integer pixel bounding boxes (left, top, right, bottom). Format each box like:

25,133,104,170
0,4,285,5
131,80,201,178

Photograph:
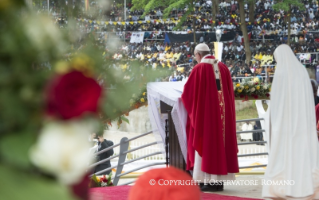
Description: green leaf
272,0,305,12
0,131,36,169
107,171,113,185
91,174,99,185
120,116,130,124
0,165,76,200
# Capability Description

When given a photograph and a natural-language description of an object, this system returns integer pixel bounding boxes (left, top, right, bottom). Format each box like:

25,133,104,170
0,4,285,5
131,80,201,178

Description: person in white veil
262,44,319,199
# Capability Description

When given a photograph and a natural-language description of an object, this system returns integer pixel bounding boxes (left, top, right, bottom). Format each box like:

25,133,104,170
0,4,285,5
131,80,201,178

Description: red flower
100,175,108,183
239,95,244,98
46,70,102,120
254,95,259,99
255,82,258,85
71,172,90,200
266,93,270,97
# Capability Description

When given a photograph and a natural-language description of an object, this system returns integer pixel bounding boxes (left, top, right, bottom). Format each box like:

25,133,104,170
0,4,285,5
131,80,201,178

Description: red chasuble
181,56,239,175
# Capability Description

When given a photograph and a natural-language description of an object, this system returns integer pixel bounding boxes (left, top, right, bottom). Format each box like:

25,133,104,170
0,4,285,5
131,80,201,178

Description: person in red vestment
181,43,239,192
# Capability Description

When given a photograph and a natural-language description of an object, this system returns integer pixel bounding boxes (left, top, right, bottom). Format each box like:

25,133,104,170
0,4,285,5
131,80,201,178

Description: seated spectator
173,50,181,61
255,66,262,75
159,50,165,60
261,51,273,65
165,44,171,52
241,121,253,141
169,74,177,82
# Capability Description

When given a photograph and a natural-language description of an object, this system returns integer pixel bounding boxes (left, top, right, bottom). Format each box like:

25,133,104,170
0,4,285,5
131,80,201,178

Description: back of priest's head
194,43,210,56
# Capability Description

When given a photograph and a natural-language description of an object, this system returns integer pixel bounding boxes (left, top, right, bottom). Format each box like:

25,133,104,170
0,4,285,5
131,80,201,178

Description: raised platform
89,184,263,200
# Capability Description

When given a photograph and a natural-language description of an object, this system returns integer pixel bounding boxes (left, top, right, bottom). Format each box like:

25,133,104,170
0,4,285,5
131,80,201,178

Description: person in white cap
181,43,239,192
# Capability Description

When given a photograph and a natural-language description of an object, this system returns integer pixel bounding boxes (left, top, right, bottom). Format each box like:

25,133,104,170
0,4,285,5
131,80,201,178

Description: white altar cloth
147,82,188,161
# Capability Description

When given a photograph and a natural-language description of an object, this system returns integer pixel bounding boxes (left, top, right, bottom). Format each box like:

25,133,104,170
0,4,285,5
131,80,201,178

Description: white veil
262,44,319,199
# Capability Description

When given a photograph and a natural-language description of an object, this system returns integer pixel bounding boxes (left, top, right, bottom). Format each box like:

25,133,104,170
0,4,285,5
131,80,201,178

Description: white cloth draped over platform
147,82,188,160
147,81,235,182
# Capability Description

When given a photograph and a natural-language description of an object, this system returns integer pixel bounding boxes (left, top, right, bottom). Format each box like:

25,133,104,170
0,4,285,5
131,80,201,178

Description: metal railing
89,117,267,185
235,117,267,170
89,131,165,185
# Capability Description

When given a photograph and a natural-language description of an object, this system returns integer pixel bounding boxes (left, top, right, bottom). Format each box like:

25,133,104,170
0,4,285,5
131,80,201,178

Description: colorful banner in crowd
78,18,184,26
130,32,145,43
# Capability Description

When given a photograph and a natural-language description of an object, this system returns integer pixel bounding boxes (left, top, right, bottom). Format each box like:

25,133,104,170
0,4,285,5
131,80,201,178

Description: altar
147,82,188,170
147,81,270,171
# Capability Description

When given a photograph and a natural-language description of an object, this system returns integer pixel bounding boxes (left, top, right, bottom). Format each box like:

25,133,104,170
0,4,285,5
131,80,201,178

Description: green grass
236,101,268,120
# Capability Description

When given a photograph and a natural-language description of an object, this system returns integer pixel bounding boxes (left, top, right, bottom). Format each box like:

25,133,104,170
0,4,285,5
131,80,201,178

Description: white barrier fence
238,147,267,159
112,140,267,160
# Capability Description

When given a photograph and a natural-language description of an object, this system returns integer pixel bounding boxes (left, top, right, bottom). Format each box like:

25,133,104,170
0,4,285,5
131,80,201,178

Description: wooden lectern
160,101,186,171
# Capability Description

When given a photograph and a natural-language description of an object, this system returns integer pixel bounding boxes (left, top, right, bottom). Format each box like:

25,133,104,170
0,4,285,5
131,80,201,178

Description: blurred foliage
0,165,76,200
0,0,168,199
131,0,195,31
272,0,304,12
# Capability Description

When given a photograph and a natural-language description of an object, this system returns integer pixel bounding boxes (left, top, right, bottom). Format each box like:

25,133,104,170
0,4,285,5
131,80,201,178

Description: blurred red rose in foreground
72,172,91,200
46,70,102,120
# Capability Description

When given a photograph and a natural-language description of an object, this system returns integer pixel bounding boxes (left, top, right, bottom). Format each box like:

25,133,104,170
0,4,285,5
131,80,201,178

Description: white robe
241,123,253,140
262,44,319,199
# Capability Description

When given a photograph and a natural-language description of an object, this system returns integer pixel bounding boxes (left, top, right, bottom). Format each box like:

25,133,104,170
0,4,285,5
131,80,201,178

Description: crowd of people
75,0,319,83
47,0,319,82
99,0,319,34
104,38,319,84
